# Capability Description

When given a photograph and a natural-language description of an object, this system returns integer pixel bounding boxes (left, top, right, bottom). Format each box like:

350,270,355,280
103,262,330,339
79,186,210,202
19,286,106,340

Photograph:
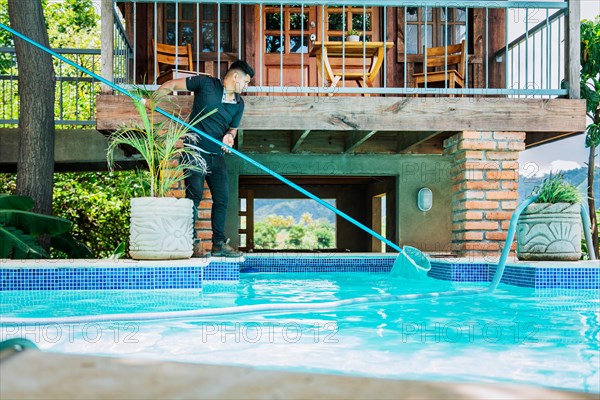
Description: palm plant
106,91,216,197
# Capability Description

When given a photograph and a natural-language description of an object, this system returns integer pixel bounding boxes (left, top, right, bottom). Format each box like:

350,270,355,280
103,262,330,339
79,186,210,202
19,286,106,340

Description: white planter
346,35,360,42
129,197,194,260
516,203,582,261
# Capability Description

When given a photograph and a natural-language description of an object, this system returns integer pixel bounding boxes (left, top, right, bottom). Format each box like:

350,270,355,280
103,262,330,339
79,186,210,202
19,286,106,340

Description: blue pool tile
0,258,598,290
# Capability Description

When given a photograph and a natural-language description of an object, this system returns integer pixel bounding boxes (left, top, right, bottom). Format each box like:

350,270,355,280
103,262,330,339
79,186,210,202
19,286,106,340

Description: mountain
518,166,600,203
254,199,336,223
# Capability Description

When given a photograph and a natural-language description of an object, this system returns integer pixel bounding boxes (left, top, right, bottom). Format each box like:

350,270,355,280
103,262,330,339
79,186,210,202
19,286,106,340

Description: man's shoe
212,239,243,258
192,241,209,258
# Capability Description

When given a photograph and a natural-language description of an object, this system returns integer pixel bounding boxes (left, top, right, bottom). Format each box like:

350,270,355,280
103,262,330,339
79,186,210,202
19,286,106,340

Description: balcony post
566,0,581,99
100,0,114,94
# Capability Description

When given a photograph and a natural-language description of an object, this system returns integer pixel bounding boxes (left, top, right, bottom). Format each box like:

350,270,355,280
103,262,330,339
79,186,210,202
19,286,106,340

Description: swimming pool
1,271,598,393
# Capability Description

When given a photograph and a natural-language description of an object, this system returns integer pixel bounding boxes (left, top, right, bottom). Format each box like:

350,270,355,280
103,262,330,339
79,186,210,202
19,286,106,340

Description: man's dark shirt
186,75,244,154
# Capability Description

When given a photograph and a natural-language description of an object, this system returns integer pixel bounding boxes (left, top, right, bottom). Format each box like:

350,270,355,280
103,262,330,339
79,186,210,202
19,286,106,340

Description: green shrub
254,221,278,249
582,208,600,259
1,171,142,258
533,173,582,204
286,225,306,248
315,222,335,248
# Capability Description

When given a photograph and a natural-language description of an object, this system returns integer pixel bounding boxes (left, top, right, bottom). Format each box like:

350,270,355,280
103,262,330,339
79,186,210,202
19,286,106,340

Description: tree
580,17,600,252
254,221,278,249
7,0,56,222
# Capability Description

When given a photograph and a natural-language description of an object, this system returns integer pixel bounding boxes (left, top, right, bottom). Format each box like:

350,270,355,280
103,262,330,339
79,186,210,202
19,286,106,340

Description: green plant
1,171,141,258
254,221,278,249
346,29,360,37
0,194,92,259
315,222,335,248
533,173,582,204
106,92,216,197
581,209,600,260
286,225,306,247
580,17,600,252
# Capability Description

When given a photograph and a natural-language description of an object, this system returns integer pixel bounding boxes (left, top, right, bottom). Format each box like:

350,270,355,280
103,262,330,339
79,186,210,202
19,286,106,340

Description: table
309,41,394,95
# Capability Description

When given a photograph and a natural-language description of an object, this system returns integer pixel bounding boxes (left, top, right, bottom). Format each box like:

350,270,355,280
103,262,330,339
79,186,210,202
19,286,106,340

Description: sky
518,0,600,177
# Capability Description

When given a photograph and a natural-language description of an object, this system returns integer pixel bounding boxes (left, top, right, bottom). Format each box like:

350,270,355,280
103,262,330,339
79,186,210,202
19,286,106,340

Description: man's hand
141,98,152,109
221,133,235,153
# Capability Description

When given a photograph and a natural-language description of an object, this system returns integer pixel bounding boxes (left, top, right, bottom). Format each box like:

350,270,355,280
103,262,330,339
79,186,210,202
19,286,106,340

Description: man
153,60,254,257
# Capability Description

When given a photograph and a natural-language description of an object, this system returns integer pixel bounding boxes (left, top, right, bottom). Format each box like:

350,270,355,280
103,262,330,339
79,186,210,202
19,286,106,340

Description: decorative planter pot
346,35,360,42
516,203,582,261
129,197,194,260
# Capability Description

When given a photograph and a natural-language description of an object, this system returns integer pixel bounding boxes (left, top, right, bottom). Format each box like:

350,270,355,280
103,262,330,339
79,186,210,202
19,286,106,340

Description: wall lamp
417,188,433,212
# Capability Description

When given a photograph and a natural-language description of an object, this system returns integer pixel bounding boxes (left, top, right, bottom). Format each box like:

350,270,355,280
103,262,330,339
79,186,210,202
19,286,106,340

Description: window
404,7,467,54
326,6,375,42
164,3,232,52
264,5,310,54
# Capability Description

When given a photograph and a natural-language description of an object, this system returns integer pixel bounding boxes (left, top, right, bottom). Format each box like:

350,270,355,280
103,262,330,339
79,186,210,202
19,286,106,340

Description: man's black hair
229,60,254,78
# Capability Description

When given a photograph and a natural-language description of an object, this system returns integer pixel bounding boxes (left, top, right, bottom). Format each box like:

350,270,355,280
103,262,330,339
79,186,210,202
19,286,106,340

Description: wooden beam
291,130,311,153
397,131,442,153
96,96,587,133
525,131,583,149
0,128,133,172
566,0,581,99
345,130,378,153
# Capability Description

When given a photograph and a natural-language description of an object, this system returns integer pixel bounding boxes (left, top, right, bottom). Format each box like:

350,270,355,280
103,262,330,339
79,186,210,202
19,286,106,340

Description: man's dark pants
185,153,229,245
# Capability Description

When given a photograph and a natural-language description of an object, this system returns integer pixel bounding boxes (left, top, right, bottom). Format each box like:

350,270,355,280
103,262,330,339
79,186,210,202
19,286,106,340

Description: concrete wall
226,154,452,252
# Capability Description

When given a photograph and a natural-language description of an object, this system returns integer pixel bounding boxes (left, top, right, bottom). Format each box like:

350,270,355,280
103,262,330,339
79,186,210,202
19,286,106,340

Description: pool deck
0,348,596,400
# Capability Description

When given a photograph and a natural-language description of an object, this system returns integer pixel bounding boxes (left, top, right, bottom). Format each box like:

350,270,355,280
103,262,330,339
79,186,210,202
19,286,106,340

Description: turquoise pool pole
0,23,429,272
488,195,538,292
580,204,597,261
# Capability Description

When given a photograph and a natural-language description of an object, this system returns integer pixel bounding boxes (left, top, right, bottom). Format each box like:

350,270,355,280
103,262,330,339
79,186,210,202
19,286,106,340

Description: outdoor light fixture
417,187,433,212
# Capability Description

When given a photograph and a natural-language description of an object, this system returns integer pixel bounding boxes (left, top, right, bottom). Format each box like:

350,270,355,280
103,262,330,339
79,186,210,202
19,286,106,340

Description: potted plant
106,93,215,260
346,29,361,42
517,173,583,261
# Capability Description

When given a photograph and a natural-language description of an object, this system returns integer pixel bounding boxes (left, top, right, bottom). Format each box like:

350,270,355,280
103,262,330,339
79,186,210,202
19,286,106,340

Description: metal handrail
494,8,566,60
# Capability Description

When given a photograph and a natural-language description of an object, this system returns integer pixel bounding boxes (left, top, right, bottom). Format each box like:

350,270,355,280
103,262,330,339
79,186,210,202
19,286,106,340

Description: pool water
1,273,599,393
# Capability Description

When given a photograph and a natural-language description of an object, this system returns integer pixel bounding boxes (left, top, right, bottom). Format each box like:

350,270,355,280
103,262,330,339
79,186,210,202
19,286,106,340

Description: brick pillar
169,179,213,253
196,185,213,252
443,131,525,260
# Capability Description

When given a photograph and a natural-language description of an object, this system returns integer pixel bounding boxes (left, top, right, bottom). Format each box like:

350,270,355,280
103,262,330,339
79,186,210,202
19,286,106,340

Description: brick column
169,180,213,253
196,185,213,252
443,131,525,260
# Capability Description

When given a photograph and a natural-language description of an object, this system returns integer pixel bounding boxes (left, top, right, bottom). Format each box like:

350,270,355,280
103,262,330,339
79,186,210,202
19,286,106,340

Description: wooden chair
151,39,207,85
412,40,466,94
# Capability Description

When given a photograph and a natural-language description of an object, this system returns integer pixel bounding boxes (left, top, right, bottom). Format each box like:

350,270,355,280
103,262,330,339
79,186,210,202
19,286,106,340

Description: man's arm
221,128,237,153
142,78,188,108
155,77,188,97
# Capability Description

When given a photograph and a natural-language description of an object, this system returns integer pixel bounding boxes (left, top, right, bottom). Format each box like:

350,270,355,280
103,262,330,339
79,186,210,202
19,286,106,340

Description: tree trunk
588,143,599,254
8,0,56,216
